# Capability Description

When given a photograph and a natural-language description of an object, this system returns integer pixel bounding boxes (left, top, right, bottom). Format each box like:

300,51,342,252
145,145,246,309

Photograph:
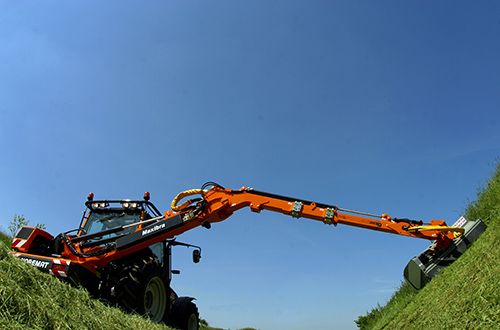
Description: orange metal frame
13,185,458,274
167,186,455,242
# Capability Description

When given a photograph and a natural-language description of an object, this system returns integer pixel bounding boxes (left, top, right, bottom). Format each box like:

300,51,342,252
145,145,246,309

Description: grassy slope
357,165,500,329
0,231,11,246
0,232,251,330
0,241,171,330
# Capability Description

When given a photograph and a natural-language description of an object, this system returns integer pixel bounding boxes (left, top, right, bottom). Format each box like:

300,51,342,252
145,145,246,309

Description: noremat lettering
20,257,50,269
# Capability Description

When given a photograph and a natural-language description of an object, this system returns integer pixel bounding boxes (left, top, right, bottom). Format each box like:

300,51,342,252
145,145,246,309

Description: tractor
10,182,486,329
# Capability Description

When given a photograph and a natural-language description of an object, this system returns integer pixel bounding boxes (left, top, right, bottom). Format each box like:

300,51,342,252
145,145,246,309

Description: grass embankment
0,231,249,330
0,241,171,330
356,165,500,329
0,231,11,246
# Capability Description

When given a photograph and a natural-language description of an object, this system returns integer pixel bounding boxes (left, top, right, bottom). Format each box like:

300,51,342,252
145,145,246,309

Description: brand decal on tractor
20,257,50,269
142,223,166,236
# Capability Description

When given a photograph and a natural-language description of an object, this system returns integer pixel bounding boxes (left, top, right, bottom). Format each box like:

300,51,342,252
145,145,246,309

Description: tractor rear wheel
111,254,169,323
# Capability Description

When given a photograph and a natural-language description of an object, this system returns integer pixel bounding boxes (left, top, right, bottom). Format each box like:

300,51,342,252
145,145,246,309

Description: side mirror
192,249,201,263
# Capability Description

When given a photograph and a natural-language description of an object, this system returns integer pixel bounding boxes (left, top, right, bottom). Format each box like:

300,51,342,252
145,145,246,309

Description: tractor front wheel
170,297,199,330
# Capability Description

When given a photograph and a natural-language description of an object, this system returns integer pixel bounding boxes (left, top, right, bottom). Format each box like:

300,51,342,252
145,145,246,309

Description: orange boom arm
166,183,463,247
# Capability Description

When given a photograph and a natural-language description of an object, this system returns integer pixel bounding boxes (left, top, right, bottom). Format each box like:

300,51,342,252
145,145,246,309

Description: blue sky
1,1,499,329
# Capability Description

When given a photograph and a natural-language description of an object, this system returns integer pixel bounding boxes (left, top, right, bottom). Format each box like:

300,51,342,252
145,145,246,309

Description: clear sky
1,1,499,329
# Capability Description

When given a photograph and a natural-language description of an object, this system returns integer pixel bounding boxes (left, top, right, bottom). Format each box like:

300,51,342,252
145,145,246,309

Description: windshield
83,211,141,239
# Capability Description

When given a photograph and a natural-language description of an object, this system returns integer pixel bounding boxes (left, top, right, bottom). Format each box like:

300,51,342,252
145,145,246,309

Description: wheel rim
187,313,198,330
144,277,167,322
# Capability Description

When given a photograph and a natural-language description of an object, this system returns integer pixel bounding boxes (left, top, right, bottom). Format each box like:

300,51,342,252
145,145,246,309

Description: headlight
121,201,138,209
92,202,108,208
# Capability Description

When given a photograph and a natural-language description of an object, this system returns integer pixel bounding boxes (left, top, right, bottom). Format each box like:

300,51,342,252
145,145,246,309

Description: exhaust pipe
404,217,487,290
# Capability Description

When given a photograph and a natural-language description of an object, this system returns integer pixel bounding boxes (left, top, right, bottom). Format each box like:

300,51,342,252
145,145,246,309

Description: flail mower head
404,217,486,290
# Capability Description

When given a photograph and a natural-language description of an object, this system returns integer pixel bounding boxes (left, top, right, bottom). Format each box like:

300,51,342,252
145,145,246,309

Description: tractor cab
75,192,163,246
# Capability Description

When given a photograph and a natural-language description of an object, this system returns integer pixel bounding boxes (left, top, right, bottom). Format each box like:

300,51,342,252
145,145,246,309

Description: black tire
110,253,169,323
170,298,199,330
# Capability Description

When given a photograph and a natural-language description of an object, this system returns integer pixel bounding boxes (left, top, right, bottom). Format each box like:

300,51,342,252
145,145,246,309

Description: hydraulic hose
171,189,205,211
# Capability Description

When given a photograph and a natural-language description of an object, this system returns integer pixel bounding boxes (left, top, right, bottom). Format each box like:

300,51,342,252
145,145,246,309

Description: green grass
0,230,11,247
0,241,171,330
356,165,500,329
0,230,245,330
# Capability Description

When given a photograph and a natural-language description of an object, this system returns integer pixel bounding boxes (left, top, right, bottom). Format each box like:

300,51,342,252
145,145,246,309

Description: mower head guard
404,217,487,290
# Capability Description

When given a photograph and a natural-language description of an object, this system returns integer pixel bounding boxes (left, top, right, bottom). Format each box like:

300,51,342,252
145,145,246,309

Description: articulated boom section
168,183,484,290
170,185,462,246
